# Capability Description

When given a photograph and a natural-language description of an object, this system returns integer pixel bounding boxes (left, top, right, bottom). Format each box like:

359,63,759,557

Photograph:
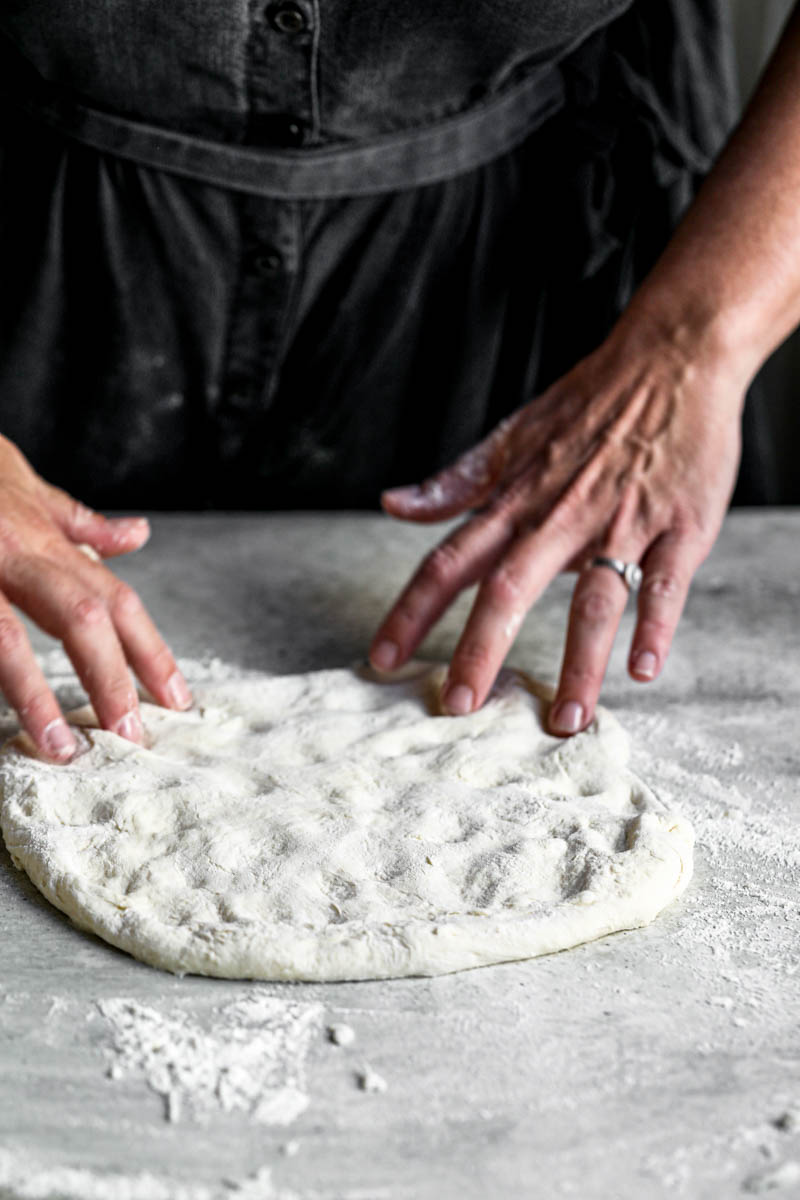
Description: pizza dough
0,662,693,981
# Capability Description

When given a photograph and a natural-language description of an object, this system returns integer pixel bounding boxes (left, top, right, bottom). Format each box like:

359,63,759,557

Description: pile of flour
100,992,322,1125
0,1149,296,1200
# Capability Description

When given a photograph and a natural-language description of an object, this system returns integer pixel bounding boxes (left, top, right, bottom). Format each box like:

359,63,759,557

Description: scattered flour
0,1149,297,1200
99,992,322,1125
357,1065,388,1094
742,1160,800,1194
327,1024,355,1047
3,650,796,1198
774,1109,800,1134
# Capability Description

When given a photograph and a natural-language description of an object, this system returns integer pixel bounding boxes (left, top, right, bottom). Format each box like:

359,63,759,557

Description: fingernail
165,670,192,710
550,700,584,734
382,485,423,507
371,640,398,671
114,709,143,743
42,718,77,761
444,684,474,716
113,516,149,532
631,650,658,679
109,517,150,545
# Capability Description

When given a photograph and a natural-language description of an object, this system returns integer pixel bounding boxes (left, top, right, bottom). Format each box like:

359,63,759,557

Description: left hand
369,320,746,734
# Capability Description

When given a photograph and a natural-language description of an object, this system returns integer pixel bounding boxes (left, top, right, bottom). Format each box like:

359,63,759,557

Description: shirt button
268,2,309,34
282,118,305,145
251,247,284,277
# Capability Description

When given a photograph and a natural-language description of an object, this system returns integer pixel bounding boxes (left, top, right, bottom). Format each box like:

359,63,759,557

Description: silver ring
591,556,643,592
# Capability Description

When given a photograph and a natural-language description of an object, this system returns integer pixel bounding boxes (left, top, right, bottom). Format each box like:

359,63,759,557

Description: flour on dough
0,662,693,981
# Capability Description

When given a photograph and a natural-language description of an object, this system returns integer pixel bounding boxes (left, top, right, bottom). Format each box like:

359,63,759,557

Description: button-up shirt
0,1,735,510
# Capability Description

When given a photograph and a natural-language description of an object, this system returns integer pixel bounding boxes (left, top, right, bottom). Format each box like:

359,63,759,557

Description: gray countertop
1,510,799,1200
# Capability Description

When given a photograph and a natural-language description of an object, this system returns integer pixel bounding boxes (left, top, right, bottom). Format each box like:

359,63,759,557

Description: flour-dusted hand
370,317,747,734
0,436,191,761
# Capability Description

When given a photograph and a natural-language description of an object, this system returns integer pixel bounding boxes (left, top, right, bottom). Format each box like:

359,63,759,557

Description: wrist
610,283,759,406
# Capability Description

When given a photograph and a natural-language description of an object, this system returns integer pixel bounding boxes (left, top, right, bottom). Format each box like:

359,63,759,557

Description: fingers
548,560,634,735
102,575,192,713
548,533,704,735
441,522,574,716
627,533,703,684
7,556,143,741
0,597,77,761
369,510,515,672
381,423,512,524
0,455,185,756
2,550,192,747
42,484,151,558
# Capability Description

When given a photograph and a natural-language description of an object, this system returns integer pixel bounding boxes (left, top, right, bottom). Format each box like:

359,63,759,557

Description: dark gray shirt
0,0,738,509
0,1,635,143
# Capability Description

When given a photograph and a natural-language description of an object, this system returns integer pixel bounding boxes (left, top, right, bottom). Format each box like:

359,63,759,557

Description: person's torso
0,0,635,145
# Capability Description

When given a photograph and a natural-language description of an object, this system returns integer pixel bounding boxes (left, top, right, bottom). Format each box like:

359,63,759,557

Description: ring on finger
590,555,643,593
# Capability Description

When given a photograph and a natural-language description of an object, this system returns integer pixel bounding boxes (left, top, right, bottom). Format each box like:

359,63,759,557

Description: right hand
0,435,192,762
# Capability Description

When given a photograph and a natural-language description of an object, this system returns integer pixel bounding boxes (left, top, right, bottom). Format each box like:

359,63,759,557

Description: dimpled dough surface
0,663,693,981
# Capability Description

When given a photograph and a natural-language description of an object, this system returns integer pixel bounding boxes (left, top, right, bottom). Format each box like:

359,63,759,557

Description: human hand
369,321,746,734
0,436,191,761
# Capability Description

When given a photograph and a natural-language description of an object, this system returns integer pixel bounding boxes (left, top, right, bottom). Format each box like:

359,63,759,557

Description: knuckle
68,594,108,631
389,598,421,631
487,484,523,522
65,499,94,532
683,532,713,569
641,571,684,603
147,643,177,680
69,497,96,528
105,676,137,707
0,615,25,656
16,690,56,725
0,515,22,556
109,581,142,622
573,588,616,626
637,613,675,642
561,662,601,691
485,564,525,609
419,542,462,590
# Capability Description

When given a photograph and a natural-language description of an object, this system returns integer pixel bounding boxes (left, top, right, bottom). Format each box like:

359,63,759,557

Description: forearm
619,2,800,387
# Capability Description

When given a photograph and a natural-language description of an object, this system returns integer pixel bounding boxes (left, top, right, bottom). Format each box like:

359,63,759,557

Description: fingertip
40,717,78,762
82,516,150,559
369,639,399,672
112,708,144,744
442,682,475,716
629,649,659,681
107,516,151,548
381,484,458,524
381,485,419,508
548,699,585,736
381,486,433,519
164,670,193,710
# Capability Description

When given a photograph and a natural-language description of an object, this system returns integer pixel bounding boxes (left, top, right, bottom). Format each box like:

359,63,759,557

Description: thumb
382,424,511,524
43,486,151,557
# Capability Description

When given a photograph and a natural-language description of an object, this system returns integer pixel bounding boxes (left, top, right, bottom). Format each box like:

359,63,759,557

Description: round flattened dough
0,662,693,981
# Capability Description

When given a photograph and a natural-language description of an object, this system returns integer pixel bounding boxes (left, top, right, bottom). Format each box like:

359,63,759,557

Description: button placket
244,0,317,146
216,198,301,465
211,1,316,491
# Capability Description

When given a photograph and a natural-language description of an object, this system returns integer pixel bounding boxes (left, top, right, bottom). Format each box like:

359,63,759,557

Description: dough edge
0,665,694,982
